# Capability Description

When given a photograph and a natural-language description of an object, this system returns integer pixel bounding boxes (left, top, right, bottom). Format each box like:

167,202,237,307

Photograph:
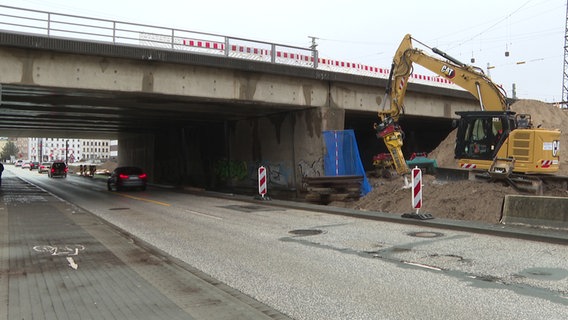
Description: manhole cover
109,207,130,211
407,231,444,238
289,229,323,236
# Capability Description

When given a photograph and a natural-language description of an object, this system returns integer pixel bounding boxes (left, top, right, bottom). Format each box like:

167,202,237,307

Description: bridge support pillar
229,106,344,195
117,133,155,181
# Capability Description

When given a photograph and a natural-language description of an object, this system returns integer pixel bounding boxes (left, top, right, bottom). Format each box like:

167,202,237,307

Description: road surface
6,166,568,319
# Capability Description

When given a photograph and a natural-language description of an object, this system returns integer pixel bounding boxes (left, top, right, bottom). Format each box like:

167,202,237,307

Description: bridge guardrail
0,4,457,89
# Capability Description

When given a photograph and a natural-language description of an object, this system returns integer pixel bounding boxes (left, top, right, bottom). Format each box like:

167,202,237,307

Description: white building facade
28,138,112,162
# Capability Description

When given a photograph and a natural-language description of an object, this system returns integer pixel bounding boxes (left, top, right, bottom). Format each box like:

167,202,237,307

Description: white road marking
403,261,442,271
185,209,223,220
67,257,79,270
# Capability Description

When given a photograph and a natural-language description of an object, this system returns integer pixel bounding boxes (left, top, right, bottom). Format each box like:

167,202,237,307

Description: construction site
330,99,568,225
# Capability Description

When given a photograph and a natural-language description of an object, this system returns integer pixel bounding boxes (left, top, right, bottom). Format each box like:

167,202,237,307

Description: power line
445,0,533,50
562,0,568,103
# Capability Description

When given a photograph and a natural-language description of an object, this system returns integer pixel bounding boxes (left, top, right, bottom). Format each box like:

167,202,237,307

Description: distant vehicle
107,166,147,191
29,161,40,170
95,168,111,176
21,161,31,169
15,159,23,167
49,161,68,178
38,162,51,174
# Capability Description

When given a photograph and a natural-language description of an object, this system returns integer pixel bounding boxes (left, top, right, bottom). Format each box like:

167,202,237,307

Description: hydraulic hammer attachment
375,118,410,177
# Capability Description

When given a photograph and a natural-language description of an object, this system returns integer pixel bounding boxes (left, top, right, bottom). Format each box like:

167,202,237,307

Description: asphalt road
9,166,568,320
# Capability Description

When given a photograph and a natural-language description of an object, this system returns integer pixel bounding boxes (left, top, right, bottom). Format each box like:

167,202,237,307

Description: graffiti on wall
265,162,288,187
215,158,322,188
214,160,248,182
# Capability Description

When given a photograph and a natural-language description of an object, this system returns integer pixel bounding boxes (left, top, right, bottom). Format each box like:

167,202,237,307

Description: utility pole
308,36,318,50
308,36,319,68
562,1,568,106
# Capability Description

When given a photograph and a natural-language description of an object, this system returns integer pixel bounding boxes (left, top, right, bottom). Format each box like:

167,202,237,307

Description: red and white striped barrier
138,32,464,89
183,39,225,51
176,38,458,89
411,167,422,213
258,166,267,198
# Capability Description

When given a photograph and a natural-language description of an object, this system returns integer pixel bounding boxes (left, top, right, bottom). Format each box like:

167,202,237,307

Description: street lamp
65,140,69,164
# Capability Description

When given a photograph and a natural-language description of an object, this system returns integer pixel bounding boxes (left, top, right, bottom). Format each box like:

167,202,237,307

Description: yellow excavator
376,34,561,180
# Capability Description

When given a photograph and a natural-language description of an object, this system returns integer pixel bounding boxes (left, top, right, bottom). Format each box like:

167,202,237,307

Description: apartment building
26,138,114,162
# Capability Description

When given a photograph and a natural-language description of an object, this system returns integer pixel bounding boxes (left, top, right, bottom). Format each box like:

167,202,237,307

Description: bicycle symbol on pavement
33,244,85,270
33,244,85,256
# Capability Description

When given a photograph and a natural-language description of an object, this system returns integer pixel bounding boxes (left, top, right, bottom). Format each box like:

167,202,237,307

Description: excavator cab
454,111,514,161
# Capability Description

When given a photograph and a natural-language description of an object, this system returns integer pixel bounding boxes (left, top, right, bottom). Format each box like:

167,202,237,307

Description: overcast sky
1,0,566,102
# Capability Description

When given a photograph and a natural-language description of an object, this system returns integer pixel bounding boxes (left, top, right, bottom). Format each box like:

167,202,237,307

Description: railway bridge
0,5,480,192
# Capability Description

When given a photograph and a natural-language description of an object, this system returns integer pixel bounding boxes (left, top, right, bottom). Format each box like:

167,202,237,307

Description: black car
49,161,68,178
107,166,147,191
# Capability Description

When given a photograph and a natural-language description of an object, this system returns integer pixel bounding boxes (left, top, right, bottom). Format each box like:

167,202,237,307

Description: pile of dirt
333,100,568,224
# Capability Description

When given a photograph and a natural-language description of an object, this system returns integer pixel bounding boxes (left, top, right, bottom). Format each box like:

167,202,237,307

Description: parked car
48,161,68,178
38,162,51,174
29,161,40,170
107,166,147,191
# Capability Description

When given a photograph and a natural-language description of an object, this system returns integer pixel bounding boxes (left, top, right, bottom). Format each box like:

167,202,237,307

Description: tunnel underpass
345,112,454,172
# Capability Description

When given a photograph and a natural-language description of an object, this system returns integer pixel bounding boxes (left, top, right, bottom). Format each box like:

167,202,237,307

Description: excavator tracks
434,167,568,195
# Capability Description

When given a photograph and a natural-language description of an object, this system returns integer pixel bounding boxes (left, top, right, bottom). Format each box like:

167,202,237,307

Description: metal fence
0,5,318,67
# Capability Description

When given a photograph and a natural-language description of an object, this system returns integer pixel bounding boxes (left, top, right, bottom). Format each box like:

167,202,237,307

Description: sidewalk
0,172,291,320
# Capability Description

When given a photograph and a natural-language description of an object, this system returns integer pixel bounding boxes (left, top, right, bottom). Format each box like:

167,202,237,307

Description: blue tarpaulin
323,130,372,196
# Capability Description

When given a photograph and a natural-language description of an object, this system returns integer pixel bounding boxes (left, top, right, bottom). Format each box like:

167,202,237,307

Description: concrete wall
501,195,568,229
117,133,155,180
0,46,479,114
404,91,477,119
225,107,345,192
143,123,226,187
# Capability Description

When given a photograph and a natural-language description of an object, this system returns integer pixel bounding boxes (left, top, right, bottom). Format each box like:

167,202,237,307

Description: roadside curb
192,189,568,245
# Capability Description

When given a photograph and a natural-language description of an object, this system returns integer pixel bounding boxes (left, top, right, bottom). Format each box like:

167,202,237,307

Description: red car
29,161,40,170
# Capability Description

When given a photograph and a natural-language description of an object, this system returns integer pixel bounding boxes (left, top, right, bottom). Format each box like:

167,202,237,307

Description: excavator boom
382,34,508,121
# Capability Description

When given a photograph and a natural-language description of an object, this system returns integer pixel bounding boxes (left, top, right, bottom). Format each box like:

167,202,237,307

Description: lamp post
65,140,69,164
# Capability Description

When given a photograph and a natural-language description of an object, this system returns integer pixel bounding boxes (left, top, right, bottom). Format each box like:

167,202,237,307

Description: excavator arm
376,34,509,176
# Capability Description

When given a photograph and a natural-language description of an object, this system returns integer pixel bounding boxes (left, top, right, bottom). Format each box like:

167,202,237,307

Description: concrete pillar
229,106,345,193
117,133,155,182
294,107,344,182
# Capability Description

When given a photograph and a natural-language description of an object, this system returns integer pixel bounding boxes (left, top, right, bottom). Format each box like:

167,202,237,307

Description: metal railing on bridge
0,5,456,88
